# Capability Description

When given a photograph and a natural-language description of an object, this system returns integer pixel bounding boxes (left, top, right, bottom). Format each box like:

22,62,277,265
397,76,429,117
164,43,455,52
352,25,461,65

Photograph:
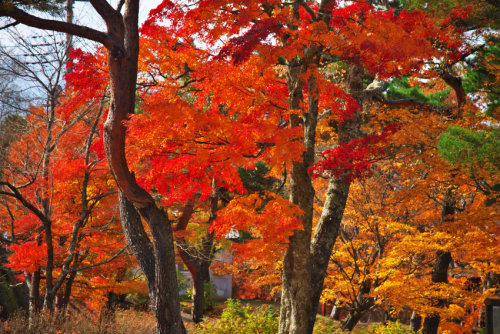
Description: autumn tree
145,2,472,333
0,2,189,332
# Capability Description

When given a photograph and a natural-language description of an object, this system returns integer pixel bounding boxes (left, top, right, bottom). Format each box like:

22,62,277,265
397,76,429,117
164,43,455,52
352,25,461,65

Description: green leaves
438,125,500,171
385,76,451,106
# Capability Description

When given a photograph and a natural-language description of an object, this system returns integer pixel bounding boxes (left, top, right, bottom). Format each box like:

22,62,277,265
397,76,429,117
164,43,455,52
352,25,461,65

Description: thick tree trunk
278,58,315,333
132,204,186,334
278,16,365,329
0,1,186,333
422,314,441,334
118,192,156,302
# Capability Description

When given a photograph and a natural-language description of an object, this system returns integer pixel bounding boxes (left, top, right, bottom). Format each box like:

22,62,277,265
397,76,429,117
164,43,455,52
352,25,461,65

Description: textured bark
305,63,365,334
340,281,375,331
278,10,365,331
278,49,315,334
118,192,156,300
132,204,186,334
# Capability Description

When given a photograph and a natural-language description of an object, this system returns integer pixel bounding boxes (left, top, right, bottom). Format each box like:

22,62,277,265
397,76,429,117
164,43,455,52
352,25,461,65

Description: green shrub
195,299,279,334
375,321,413,334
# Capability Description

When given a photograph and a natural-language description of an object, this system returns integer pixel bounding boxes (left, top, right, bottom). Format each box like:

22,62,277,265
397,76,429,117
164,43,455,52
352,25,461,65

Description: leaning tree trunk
341,285,375,331
101,2,186,330
118,193,156,303
342,312,365,331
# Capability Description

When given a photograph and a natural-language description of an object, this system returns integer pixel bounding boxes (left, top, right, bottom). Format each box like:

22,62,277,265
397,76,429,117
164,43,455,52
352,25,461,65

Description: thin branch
64,246,128,273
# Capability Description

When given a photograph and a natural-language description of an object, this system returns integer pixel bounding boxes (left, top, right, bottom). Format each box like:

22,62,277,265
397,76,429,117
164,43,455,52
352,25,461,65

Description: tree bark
278,7,365,330
305,63,365,334
330,302,341,320
118,192,156,302
61,271,77,314
25,269,41,328
342,312,365,331
340,294,375,331
421,250,452,334
175,185,218,324
410,311,422,332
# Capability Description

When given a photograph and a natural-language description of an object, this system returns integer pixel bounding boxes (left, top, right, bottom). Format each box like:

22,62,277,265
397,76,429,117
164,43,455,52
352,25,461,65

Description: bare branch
64,246,128,273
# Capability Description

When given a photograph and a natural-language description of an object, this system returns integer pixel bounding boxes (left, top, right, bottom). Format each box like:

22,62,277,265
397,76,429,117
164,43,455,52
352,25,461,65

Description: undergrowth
0,309,156,334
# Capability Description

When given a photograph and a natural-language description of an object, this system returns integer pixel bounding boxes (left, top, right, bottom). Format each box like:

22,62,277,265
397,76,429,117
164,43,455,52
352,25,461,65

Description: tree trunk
410,311,422,332
422,314,441,334
422,196,454,334
118,192,156,302
304,63,365,334
0,1,186,333
421,250,452,334
99,291,118,325
25,269,41,328
330,302,341,321
191,269,205,323
133,204,186,334
277,16,365,329
340,294,375,331
278,249,293,333
342,312,365,331
61,271,76,314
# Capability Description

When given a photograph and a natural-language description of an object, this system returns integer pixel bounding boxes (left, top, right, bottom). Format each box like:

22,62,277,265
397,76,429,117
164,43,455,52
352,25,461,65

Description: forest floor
180,299,379,333
0,300,380,333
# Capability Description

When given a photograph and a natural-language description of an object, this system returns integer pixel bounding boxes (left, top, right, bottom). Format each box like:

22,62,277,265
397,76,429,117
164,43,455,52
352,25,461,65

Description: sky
0,1,164,114
0,0,164,52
